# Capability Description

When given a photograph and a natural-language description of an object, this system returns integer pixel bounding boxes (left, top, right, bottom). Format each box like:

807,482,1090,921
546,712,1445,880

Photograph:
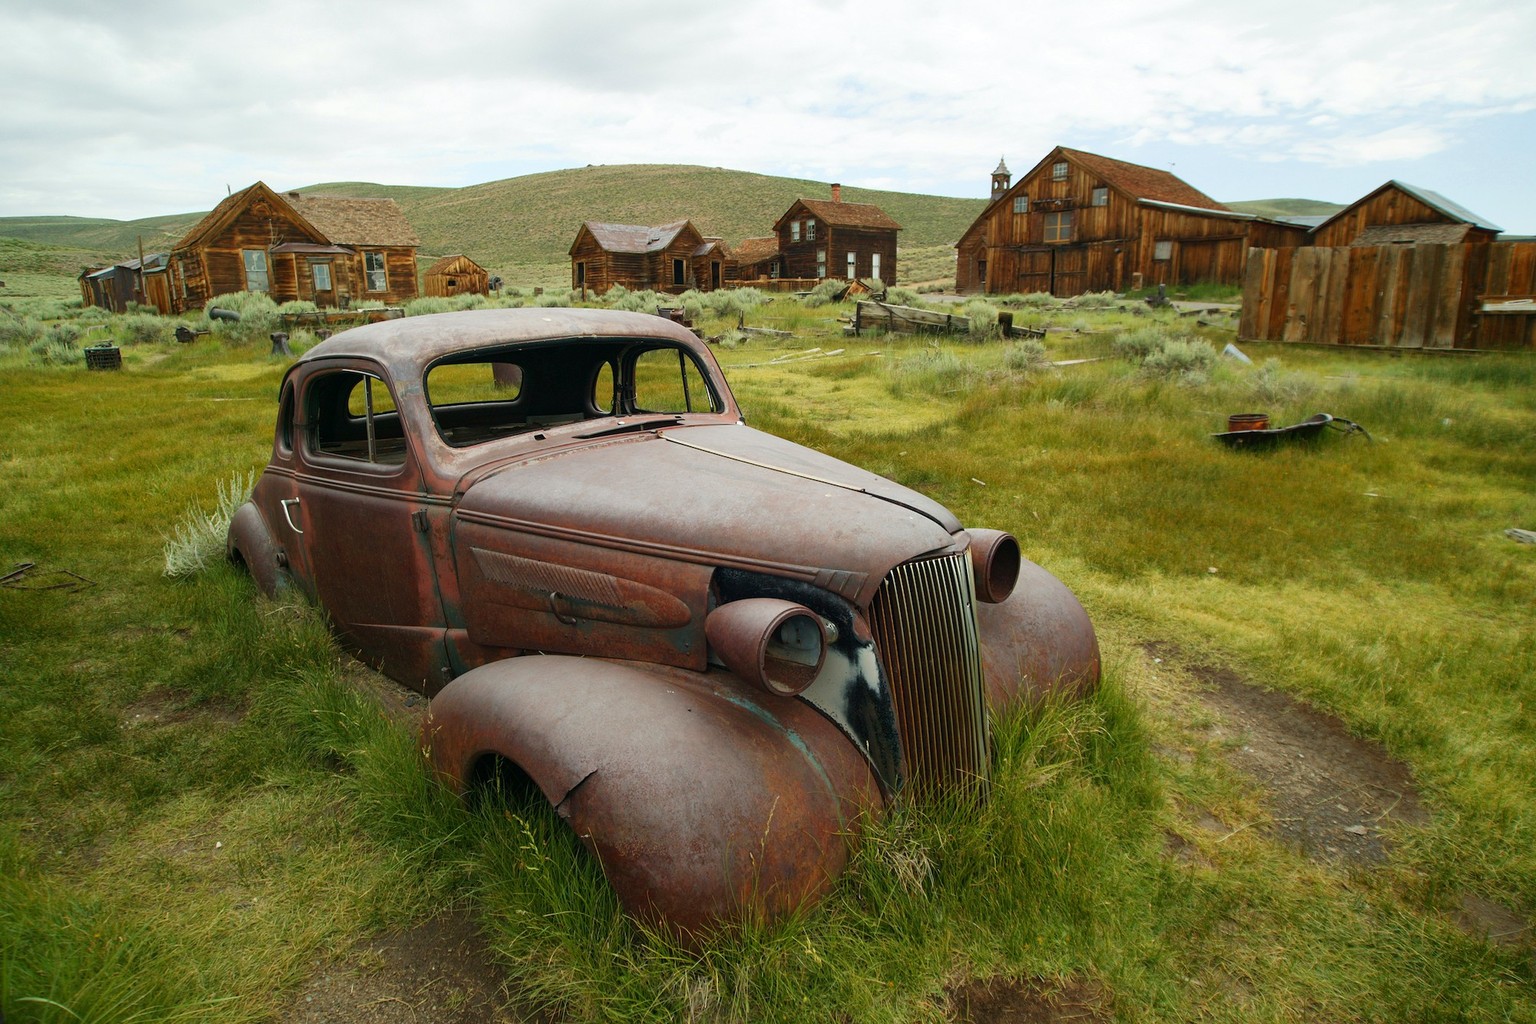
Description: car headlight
966,528,1021,604
705,598,828,697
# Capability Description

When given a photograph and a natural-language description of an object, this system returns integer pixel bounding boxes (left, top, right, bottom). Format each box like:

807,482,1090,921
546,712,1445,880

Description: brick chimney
831,183,842,203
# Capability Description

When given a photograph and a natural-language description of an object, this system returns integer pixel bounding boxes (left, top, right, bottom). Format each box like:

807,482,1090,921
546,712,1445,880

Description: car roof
295,307,711,375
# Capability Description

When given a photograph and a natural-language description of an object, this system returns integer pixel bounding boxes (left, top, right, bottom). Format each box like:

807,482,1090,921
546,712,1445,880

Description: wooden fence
1239,241,1536,350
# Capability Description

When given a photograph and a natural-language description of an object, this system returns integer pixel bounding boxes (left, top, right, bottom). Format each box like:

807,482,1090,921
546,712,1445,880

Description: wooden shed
422,254,490,298
569,220,709,296
166,181,420,313
955,146,1307,297
1309,180,1502,249
774,186,901,284
79,253,171,314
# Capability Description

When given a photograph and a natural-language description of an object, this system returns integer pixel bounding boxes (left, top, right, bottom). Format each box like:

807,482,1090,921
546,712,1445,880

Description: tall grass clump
1074,290,1119,309
204,291,280,344
162,471,256,579
1001,338,1051,374
0,315,44,350
1246,358,1316,406
1003,291,1057,308
888,344,974,396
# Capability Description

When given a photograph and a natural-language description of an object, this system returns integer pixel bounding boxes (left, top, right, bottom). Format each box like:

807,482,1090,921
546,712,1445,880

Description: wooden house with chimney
955,148,1306,296
165,182,420,312
1309,180,1502,248
569,220,720,295
775,186,901,284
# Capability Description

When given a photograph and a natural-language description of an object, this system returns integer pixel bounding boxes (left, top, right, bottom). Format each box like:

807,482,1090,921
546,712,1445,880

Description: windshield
424,338,723,447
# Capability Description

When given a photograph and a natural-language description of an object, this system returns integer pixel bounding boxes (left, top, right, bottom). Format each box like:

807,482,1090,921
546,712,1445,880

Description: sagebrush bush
1009,292,1058,308
162,471,256,579
1001,339,1051,373
1142,338,1217,384
205,291,281,344
120,314,168,345
802,279,847,308
960,298,999,338
704,287,767,319
43,322,83,348
1113,325,1176,361
890,345,973,393
278,300,318,316
884,286,923,306
0,316,43,349
1247,358,1316,406
1076,290,1118,308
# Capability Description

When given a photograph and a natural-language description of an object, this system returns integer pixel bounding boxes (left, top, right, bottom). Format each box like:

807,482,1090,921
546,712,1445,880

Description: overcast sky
3,0,1532,233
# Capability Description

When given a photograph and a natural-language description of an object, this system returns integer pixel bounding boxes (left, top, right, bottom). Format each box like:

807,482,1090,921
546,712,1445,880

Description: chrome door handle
280,498,303,534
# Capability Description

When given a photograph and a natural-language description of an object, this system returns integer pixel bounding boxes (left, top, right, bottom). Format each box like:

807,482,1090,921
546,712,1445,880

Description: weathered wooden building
774,186,902,284
569,220,720,295
79,253,170,313
422,254,490,298
166,182,420,313
1309,180,1502,249
955,147,1307,296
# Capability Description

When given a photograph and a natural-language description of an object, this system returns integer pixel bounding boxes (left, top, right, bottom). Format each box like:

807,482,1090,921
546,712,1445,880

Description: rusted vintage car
228,307,1099,933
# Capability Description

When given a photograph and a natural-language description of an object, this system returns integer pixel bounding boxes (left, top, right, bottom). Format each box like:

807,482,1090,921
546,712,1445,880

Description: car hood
454,423,962,605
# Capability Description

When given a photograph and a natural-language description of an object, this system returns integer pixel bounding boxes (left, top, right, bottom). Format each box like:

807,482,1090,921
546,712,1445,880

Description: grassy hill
1225,197,1344,220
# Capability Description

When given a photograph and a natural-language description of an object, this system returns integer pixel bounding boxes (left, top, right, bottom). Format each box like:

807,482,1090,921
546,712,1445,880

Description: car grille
867,552,990,796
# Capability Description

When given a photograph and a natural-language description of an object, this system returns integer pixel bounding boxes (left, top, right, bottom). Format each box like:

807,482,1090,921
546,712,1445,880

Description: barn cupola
991,157,1011,200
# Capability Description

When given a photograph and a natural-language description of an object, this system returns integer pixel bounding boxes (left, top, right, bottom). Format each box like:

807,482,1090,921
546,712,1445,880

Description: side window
307,370,407,466
243,249,269,293
631,348,720,414
592,360,615,414
277,380,295,454
365,252,387,291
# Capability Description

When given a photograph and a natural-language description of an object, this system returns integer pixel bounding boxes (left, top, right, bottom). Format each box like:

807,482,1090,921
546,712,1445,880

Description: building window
311,261,332,292
806,220,816,241
242,249,269,293
365,251,387,292
1012,195,1028,214
1154,240,1173,261
871,252,881,282
1091,187,1108,207
575,261,586,286
1052,161,1069,181
1043,211,1074,244
846,252,857,278
791,221,801,242
816,249,826,278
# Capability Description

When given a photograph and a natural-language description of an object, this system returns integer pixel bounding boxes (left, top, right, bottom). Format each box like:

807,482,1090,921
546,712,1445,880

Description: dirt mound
949,975,1111,1023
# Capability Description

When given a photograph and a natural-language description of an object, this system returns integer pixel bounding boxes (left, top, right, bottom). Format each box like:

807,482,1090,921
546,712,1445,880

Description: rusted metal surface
230,307,1101,931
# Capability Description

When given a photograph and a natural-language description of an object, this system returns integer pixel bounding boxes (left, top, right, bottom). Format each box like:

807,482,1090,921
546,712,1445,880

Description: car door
292,360,453,691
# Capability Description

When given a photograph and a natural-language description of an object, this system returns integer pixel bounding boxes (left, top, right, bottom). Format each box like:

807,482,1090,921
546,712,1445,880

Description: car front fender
976,557,1100,712
226,500,289,598
422,656,882,935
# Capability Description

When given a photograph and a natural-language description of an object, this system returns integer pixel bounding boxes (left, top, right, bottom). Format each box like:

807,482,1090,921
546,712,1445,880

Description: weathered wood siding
1239,241,1536,350
424,255,490,297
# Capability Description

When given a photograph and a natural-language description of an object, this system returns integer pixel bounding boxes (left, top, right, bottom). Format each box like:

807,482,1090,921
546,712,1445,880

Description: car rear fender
226,500,290,598
421,655,881,936
975,557,1101,712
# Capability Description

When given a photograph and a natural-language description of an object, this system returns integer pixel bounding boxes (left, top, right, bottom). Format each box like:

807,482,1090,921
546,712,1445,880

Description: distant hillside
0,166,987,275
0,167,1348,283
1224,198,1344,220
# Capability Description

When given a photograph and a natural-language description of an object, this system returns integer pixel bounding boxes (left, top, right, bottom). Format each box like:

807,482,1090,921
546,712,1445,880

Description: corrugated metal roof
1390,181,1502,232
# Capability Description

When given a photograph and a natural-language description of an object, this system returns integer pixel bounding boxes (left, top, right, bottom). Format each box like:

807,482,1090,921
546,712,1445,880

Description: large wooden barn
166,182,420,313
1309,180,1502,248
569,220,723,295
774,186,901,284
955,147,1307,297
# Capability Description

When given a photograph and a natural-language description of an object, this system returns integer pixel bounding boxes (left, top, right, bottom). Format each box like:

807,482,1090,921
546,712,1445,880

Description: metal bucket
1227,413,1270,432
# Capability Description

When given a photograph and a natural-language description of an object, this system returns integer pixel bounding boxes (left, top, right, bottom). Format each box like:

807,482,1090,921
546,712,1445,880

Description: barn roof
581,220,698,254
732,236,780,265
1057,148,1228,210
284,192,420,247
788,198,902,231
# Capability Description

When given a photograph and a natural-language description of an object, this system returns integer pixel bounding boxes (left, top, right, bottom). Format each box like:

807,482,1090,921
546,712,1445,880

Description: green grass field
2,286,1534,1022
